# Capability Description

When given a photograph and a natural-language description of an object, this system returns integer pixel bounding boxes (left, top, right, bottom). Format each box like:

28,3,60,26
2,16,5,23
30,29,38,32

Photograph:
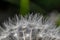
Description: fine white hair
0,13,60,40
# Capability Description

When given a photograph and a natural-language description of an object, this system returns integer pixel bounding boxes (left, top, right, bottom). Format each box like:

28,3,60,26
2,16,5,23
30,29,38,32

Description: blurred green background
3,0,60,15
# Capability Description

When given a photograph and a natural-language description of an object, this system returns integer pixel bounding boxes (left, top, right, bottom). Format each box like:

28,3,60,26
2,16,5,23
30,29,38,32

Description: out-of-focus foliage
4,0,29,16
30,2,46,14
4,0,60,13
31,0,60,12
20,0,29,16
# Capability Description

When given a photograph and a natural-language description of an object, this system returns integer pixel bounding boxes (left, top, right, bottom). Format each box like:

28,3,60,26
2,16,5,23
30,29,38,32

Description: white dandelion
0,13,60,40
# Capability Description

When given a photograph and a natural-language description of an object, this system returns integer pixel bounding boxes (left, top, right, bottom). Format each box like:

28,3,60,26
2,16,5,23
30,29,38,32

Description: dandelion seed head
0,13,60,40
